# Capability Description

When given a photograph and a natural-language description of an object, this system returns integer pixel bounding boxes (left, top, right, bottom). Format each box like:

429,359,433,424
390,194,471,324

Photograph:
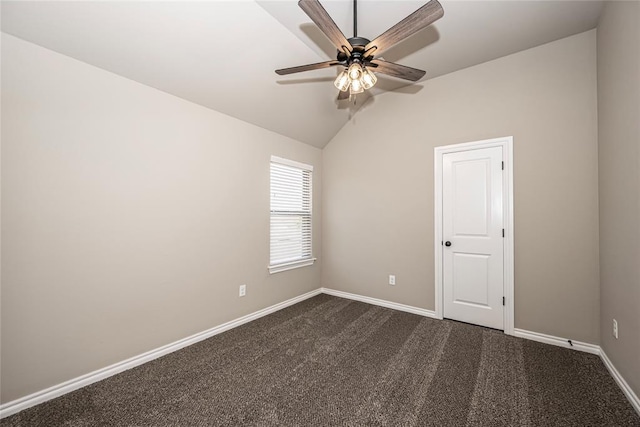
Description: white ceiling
1,0,604,148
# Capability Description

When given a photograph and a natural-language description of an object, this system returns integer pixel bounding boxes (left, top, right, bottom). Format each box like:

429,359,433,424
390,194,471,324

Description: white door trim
434,136,514,335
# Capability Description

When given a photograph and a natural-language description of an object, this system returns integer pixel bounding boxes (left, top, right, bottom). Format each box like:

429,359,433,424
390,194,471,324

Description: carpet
2,294,638,426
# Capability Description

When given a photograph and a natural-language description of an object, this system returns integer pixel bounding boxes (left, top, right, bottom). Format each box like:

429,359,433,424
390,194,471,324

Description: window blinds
270,157,313,269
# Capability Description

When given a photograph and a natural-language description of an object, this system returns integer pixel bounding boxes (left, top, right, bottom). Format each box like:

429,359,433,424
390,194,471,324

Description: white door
442,146,504,330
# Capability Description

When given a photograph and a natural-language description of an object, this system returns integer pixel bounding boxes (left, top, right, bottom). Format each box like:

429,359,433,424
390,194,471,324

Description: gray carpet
2,294,639,426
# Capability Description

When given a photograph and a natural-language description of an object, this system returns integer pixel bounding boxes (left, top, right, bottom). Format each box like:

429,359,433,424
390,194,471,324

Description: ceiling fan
275,0,444,100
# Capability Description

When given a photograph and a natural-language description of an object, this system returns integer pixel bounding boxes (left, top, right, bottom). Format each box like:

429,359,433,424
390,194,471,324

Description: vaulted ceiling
1,1,604,148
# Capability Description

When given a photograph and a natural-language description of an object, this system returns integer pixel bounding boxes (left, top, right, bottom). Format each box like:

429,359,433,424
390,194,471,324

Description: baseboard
506,329,639,415
3,289,638,419
600,349,640,415
512,328,600,355
322,289,639,414
0,288,322,419
321,287,438,319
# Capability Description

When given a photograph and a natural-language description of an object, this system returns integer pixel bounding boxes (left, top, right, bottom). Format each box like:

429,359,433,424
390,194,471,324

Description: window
269,156,315,274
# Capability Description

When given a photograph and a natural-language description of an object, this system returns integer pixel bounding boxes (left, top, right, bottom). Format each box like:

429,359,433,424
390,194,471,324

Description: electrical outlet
389,275,396,286
239,284,246,297
613,319,618,339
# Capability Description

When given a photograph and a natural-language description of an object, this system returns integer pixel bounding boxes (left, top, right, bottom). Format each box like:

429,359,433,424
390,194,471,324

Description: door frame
434,136,514,335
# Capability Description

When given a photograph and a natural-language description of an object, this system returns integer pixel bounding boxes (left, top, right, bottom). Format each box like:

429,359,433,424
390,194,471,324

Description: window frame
268,156,316,274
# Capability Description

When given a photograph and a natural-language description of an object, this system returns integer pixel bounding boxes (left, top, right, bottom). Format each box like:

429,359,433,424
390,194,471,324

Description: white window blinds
269,156,314,273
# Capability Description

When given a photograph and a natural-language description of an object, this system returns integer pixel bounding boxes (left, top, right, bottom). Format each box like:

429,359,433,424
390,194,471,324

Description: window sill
268,258,316,274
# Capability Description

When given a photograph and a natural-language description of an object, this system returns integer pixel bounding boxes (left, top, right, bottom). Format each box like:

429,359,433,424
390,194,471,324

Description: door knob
445,241,452,247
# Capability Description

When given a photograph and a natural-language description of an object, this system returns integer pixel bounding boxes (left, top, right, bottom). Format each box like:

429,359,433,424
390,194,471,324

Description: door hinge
502,296,505,306
502,229,505,238
502,161,504,170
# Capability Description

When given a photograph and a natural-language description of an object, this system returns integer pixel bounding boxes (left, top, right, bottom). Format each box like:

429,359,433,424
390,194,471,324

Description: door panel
443,146,504,330
452,253,490,307
453,160,489,236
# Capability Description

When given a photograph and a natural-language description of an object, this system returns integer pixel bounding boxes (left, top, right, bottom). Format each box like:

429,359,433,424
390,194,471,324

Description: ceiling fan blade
369,59,426,81
337,90,350,101
276,60,341,75
365,0,444,57
298,0,353,54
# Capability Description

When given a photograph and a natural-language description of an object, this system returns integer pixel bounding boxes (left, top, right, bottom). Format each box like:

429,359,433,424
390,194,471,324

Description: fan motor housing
337,37,372,62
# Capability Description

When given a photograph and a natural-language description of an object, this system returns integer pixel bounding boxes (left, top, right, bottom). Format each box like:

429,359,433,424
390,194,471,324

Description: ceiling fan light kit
275,0,444,99
334,52,378,94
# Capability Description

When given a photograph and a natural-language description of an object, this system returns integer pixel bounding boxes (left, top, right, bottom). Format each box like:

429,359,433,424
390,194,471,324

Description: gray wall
1,34,322,403
597,1,640,397
322,31,600,344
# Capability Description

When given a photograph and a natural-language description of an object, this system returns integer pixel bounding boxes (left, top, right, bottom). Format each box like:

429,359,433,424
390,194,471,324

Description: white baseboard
513,328,638,416
513,328,601,355
320,287,438,319
0,288,322,419
3,289,638,419
600,349,640,415
320,289,639,416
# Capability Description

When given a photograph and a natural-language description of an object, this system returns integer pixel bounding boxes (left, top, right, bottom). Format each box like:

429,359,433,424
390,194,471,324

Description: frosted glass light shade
348,62,363,80
361,68,377,90
334,70,351,92
350,78,364,94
